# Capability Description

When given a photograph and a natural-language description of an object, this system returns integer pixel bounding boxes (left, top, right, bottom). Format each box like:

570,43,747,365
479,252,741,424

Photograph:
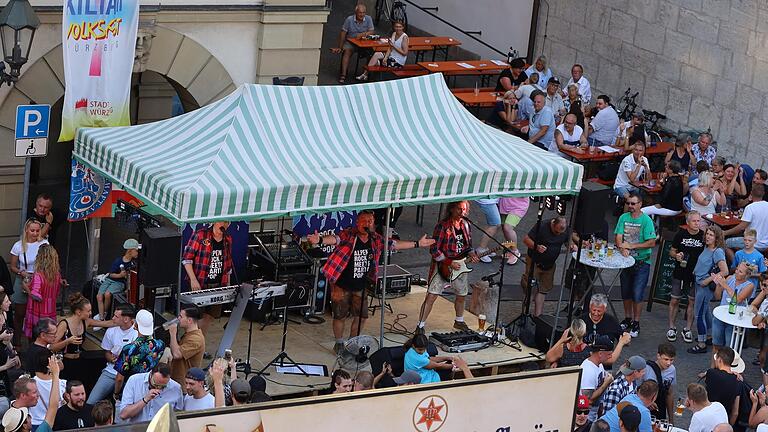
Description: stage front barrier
87,367,581,432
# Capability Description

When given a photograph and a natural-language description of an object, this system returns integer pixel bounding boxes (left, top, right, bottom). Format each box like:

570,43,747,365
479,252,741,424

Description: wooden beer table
418,59,508,87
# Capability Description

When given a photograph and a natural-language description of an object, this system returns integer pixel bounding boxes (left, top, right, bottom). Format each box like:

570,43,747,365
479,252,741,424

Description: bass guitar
437,242,516,282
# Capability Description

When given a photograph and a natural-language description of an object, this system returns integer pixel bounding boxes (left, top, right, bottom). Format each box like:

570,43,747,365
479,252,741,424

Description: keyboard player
182,222,234,343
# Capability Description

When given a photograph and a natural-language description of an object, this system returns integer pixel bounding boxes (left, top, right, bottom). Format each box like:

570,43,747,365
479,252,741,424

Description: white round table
572,250,635,316
713,305,757,355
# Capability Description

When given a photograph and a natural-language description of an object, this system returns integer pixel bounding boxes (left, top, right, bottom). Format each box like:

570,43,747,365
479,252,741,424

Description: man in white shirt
725,184,768,258
118,364,183,423
580,335,615,421
87,306,138,405
552,113,586,156
183,367,215,411
545,77,565,120
586,95,620,147
687,383,728,432
614,139,650,199
563,63,592,104
31,355,66,427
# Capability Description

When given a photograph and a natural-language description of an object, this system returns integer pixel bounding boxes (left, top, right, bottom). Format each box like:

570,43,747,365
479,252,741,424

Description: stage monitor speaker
573,181,612,235
311,258,330,315
533,314,566,353
139,226,181,287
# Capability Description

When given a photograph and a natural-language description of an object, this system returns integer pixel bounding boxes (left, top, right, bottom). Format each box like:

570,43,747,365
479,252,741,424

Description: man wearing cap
112,309,166,403
393,370,422,386
600,355,647,415
544,77,565,119
618,403,642,432
574,395,592,432
705,347,743,427
579,335,616,421
182,367,214,411
95,239,140,323
496,58,528,92
2,356,61,432
118,363,182,423
230,379,252,406
168,304,205,385
687,383,728,432
87,306,138,405
599,380,658,432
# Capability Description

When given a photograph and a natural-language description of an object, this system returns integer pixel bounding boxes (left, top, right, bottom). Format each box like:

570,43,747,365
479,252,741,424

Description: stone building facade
533,0,768,167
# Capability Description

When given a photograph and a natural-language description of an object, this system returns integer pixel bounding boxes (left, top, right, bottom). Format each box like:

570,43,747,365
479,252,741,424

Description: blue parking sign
15,105,50,140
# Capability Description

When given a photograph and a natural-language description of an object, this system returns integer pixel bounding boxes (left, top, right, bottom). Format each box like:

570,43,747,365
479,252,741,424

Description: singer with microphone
416,201,479,333
182,222,233,341
306,210,435,355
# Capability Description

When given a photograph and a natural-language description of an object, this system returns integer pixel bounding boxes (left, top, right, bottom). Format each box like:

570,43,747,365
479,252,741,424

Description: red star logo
416,398,445,431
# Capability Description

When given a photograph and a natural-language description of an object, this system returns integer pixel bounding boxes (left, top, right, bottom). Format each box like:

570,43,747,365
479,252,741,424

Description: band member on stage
417,201,479,332
307,210,434,354
182,222,233,339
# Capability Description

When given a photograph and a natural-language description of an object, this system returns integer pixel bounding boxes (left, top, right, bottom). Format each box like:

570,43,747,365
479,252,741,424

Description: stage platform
203,286,545,398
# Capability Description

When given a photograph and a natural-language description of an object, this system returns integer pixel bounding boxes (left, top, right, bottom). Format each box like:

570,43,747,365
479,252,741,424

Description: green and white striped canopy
73,74,583,225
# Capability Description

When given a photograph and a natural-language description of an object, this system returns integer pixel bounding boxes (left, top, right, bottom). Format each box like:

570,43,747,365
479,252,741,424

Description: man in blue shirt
599,380,658,432
522,91,556,151
331,4,374,83
118,364,183,423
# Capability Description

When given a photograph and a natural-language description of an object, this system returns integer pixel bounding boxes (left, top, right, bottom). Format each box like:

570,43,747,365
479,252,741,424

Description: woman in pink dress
23,244,62,338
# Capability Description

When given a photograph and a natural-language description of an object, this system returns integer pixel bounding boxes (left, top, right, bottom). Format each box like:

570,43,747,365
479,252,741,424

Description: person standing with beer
307,211,434,354
666,211,705,343
416,201,479,332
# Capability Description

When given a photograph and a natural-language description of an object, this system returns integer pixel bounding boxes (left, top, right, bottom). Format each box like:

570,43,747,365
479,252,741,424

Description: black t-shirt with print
338,237,373,292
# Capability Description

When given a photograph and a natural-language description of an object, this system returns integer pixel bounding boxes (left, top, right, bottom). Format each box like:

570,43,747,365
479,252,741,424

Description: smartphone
224,349,232,361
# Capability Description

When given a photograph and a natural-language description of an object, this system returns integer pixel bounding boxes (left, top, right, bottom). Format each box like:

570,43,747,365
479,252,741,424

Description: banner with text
174,368,581,432
59,0,140,141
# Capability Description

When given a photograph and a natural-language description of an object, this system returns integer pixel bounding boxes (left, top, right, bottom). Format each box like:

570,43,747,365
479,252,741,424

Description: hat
136,309,154,335
714,351,746,374
2,407,28,432
577,395,590,410
547,76,560,85
393,370,422,385
231,379,251,400
186,367,206,381
619,355,647,376
619,404,641,430
510,58,525,69
591,335,615,352
123,238,142,250
249,375,267,394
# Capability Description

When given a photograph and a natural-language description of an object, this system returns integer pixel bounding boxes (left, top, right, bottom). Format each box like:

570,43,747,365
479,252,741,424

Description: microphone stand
509,200,546,336
460,216,516,345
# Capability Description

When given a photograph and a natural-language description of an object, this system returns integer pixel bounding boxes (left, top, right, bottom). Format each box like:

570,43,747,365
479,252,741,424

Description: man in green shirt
614,192,657,338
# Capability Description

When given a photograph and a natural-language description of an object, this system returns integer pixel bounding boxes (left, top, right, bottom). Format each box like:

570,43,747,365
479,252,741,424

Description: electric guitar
437,242,516,282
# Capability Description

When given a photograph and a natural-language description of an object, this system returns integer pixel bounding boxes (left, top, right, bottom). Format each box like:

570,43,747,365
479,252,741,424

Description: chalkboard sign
647,239,688,311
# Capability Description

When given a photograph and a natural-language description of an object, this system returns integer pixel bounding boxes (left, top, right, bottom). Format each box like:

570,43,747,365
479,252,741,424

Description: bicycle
375,0,408,30
614,87,639,121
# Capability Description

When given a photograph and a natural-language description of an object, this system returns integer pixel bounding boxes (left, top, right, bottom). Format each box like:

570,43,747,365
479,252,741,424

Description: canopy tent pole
379,207,391,348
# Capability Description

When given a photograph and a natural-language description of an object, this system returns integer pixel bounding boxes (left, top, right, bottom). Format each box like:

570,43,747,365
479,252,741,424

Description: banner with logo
58,0,140,141
170,368,581,432
69,159,146,221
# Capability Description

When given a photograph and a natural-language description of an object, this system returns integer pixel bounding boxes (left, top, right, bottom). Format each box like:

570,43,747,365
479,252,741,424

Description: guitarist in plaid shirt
307,210,434,354
417,201,479,332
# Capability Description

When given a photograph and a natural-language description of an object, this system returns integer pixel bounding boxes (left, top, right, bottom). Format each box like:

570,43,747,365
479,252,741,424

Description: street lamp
0,0,39,85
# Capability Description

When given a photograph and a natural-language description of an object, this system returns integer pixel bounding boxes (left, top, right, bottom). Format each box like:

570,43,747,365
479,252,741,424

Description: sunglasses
576,409,589,415
627,201,640,206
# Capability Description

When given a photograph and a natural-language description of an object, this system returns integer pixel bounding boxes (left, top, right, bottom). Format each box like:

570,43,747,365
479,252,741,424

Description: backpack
646,360,670,419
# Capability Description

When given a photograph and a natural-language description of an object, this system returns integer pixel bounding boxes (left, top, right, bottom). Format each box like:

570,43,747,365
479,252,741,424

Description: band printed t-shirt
671,230,705,282
454,225,466,256
614,213,655,263
338,237,372,292
205,239,224,285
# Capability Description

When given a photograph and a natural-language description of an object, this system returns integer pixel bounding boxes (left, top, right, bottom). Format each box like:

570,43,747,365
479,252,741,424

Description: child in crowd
732,229,767,300
96,239,140,322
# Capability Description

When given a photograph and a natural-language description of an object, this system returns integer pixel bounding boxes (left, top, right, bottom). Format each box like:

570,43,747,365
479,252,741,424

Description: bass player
417,201,479,332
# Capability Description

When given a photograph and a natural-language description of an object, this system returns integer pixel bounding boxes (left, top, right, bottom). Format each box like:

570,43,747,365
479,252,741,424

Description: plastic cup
607,246,614,257
478,314,486,331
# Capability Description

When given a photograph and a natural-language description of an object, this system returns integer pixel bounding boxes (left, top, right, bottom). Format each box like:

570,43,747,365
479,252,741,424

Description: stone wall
533,0,768,167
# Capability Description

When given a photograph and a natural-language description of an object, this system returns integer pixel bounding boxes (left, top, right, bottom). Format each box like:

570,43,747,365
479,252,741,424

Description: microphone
218,226,226,233
363,226,373,234
481,272,500,282
460,215,473,223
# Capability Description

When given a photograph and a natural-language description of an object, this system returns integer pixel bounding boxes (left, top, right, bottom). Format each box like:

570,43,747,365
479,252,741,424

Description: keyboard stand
214,283,254,358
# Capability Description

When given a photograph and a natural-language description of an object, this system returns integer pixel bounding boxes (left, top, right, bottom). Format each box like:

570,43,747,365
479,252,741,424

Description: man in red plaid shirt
182,222,233,339
417,201,479,332
308,210,434,354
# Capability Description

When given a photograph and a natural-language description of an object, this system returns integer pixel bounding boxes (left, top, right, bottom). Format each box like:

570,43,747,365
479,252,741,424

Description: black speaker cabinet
533,314,566,352
139,226,181,287
574,181,612,235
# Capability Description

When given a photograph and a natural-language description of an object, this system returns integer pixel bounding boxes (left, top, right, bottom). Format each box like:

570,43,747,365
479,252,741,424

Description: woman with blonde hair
8,219,48,346
22,244,62,338
545,318,589,367
690,171,724,216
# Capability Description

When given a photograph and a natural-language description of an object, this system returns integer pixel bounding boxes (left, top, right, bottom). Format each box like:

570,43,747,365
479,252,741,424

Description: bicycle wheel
391,2,408,31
